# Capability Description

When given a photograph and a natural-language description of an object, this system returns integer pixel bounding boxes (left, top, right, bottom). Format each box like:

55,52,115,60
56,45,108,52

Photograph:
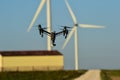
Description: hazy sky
0,0,120,70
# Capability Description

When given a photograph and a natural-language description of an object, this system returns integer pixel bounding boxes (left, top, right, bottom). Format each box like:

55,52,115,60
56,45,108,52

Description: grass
101,70,112,80
104,70,120,76
0,70,86,80
101,70,120,80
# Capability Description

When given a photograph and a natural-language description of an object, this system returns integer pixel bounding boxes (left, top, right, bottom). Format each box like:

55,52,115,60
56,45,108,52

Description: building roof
0,50,63,56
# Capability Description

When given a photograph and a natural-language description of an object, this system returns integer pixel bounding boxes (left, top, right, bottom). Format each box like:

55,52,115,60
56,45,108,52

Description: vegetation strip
101,70,120,80
0,70,86,80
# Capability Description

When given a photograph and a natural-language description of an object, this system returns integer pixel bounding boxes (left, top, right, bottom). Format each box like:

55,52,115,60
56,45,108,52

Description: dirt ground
111,76,120,80
74,70,101,80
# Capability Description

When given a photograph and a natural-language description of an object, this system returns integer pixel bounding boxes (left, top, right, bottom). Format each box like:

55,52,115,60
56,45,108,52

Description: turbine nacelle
74,24,78,27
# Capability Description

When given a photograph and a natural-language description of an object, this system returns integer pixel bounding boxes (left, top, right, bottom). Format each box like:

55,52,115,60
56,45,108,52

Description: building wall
0,55,2,71
2,56,64,71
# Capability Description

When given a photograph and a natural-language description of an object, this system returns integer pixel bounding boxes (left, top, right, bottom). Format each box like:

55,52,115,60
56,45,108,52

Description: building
0,50,64,71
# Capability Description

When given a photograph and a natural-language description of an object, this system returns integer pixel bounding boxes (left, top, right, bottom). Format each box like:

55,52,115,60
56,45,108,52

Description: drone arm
44,30,51,34
55,31,64,36
39,29,51,36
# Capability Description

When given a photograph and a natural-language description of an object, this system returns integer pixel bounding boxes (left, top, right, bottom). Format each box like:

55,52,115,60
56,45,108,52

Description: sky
0,0,120,70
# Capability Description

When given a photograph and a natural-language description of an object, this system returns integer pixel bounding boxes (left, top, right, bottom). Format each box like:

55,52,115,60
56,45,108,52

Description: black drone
37,24,71,46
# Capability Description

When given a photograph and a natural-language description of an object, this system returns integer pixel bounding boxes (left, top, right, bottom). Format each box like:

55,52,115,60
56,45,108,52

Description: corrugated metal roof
0,50,63,56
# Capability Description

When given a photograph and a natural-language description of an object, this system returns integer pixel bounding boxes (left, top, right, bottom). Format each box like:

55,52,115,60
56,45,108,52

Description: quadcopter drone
37,24,71,46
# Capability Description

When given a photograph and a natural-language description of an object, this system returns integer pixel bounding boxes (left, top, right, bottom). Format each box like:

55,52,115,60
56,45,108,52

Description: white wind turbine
63,0,105,70
27,0,52,50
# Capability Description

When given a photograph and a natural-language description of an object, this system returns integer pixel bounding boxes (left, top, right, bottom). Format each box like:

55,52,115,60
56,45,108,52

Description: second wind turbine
63,0,105,70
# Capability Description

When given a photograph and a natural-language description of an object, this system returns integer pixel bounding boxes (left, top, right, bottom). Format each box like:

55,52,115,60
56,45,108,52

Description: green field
101,70,120,80
1,70,120,80
0,70,86,80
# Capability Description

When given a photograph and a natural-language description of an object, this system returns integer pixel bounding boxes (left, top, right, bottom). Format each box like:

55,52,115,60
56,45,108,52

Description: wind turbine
27,0,52,50
63,0,105,70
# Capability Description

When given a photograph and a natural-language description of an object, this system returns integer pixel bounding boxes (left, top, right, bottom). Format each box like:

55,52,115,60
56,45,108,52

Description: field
2,70,120,80
0,70,86,80
101,70,120,80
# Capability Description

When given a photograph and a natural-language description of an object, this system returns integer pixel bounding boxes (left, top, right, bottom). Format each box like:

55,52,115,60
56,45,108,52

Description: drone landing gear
53,44,56,46
51,44,56,47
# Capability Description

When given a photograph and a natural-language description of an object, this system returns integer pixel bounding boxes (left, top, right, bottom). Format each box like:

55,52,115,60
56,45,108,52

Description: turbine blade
27,0,46,32
62,27,75,49
65,0,77,24
79,24,105,28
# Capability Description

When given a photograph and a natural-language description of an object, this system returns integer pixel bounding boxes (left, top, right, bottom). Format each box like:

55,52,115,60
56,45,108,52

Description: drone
37,24,71,46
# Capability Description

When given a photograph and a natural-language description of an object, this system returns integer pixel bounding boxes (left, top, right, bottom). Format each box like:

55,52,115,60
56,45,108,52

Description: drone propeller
33,24,47,29
42,27,47,29
60,26,72,28
33,25,38,27
59,28,71,31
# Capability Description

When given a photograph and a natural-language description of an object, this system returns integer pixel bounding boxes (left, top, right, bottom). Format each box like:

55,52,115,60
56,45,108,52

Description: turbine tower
27,0,52,50
63,0,105,70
